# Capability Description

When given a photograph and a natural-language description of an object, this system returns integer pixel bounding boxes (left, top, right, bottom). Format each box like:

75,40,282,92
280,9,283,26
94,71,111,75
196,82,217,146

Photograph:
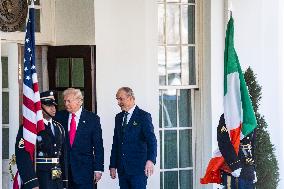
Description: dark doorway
47,45,96,112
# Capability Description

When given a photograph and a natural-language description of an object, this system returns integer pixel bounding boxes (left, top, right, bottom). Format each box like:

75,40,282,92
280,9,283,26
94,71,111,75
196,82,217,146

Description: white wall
54,0,95,45
209,1,226,189
210,0,226,151
233,1,284,189
95,0,159,188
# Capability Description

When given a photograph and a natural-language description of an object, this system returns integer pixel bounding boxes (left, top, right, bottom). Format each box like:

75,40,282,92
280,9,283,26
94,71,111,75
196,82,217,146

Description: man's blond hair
63,88,84,105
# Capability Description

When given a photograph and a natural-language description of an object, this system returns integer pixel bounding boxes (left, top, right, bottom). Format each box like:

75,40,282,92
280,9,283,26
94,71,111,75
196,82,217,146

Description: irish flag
200,15,257,184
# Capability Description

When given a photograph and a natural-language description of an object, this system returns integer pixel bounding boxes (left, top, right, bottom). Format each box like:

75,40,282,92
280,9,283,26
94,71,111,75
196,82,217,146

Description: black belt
36,158,59,164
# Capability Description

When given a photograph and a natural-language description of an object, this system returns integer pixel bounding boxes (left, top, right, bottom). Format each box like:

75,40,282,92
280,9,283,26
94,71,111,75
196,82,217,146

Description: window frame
157,0,199,88
158,0,201,188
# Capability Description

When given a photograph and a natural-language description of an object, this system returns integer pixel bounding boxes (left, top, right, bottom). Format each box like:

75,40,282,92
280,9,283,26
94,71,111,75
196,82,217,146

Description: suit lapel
62,110,69,131
73,109,86,146
61,110,71,149
118,113,124,127
127,106,139,127
77,109,86,131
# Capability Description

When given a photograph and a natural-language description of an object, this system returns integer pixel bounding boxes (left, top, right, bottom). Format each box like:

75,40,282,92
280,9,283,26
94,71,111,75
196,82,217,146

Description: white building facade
1,0,283,189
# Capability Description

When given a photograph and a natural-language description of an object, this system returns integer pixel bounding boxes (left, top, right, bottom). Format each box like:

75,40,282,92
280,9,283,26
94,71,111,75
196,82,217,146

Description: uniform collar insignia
18,138,25,148
221,126,227,133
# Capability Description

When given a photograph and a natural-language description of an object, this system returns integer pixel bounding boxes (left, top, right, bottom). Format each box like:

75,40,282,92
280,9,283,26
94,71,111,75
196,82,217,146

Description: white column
8,43,19,156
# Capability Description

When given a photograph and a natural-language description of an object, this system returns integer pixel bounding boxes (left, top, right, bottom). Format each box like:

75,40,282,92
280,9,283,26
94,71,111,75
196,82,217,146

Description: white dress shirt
43,118,54,135
124,104,136,124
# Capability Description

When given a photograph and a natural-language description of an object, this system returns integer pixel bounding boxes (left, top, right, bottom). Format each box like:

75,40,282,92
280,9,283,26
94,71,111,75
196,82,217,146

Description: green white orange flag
200,15,257,184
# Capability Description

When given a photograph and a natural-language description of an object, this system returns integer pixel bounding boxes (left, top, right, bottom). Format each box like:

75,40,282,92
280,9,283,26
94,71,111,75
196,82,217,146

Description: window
1,57,9,160
18,0,41,32
158,0,196,87
158,0,197,188
47,46,96,112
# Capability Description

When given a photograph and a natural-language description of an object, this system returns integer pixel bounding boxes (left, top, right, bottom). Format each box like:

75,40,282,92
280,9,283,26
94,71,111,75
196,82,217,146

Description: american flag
13,8,45,189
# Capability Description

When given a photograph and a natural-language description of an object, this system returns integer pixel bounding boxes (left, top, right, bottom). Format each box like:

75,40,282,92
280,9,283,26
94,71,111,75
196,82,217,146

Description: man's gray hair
63,88,84,103
118,87,135,99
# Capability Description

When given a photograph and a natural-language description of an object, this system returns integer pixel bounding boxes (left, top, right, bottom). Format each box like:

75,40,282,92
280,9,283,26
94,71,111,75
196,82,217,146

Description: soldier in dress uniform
15,90,68,189
217,114,257,189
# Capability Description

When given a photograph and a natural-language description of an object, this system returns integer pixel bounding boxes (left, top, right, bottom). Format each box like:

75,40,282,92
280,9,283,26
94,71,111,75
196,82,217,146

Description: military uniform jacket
217,114,255,181
15,120,68,188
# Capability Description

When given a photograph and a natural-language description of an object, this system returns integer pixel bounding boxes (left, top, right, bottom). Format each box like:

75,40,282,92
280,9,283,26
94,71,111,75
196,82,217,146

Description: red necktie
69,113,76,146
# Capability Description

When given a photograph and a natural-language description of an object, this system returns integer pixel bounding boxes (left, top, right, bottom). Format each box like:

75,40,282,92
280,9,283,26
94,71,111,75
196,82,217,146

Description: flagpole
30,0,37,173
31,0,35,8
227,0,233,20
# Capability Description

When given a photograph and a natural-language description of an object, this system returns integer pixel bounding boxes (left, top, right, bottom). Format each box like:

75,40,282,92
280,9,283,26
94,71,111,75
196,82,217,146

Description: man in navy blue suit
55,88,104,189
109,87,157,189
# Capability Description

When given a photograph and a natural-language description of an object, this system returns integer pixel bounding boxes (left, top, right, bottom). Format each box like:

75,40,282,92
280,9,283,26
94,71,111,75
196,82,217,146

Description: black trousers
68,168,97,189
37,170,63,189
221,173,255,189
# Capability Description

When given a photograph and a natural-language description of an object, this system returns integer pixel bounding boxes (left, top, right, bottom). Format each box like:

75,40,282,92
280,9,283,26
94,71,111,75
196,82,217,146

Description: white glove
253,171,257,183
231,168,242,177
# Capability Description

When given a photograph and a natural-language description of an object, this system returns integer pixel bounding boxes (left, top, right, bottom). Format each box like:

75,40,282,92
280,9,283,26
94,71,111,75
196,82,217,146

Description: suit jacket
55,109,104,184
15,120,67,189
217,114,255,181
109,106,157,175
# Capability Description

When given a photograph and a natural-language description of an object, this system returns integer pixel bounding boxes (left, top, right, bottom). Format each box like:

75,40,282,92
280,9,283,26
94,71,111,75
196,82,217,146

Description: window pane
181,5,195,44
56,58,69,87
166,4,180,44
162,90,177,128
2,92,9,124
160,130,163,168
182,46,195,85
159,92,163,128
158,4,165,44
71,58,84,87
56,91,65,111
178,90,191,127
180,170,193,189
179,129,192,167
167,46,181,86
2,128,9,159
2,57,8,88
158,46,166,85
181,0,195,4
164,171,178,189
164,130,177,168
160,172,164,189
35,9,41,32
19,8,41,32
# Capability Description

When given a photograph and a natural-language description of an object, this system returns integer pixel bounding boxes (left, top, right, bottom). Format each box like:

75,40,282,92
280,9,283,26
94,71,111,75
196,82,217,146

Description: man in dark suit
109,87,157,189
15,90,67,189
55,88,104,189
217,114,257,189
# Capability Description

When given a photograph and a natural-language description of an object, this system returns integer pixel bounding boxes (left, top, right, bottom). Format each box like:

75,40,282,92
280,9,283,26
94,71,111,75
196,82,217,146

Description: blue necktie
122,112,129,139
122,111,129,127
